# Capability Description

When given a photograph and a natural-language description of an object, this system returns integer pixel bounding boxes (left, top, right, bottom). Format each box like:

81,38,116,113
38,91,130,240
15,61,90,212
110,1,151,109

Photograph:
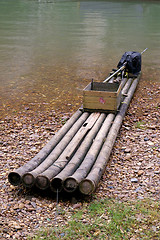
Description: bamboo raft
8,72,141,195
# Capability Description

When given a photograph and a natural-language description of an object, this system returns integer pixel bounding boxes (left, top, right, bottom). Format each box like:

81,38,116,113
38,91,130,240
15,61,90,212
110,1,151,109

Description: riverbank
0,77,159,239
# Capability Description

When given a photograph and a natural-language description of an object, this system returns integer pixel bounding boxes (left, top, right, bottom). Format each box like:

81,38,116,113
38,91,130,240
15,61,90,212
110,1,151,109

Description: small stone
137,162,142,166
124,148,131,153
147,141,154,146
150,188,155,193
135,187,141,193
60,233,65,237
137,195,144,200
144,137,149,141
152,226,157,232
72,203,81,209
31,147,37,152
107,181,113,185
138,170,144,176
13,204,19,210
131,178,138,183
3,228,9,233
146,164,154,169
125,153,132,160
48,203,54,209
148,125,156,129
108,186,114,189
151,134,157,138
13,233,20,239
0,151,3,156
27,207,35,212
14,224,22,230
19,203,24,209
31,202,37,208
93,229,101,237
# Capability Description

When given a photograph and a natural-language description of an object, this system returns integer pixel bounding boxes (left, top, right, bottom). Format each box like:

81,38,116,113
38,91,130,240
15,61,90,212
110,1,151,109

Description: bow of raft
8,71,141,196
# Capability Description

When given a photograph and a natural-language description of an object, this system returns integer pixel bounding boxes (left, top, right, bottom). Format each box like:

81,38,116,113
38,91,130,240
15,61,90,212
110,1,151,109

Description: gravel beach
0,78,159,239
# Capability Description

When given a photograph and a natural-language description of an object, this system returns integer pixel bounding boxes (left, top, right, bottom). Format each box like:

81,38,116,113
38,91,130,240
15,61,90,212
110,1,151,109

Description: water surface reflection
0,0,160,117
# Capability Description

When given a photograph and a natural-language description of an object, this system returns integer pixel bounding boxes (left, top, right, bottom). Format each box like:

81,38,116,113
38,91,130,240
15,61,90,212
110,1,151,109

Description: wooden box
83,81,123,112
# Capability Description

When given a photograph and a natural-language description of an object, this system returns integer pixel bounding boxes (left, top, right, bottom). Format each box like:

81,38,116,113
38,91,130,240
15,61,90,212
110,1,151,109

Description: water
0,0,160,116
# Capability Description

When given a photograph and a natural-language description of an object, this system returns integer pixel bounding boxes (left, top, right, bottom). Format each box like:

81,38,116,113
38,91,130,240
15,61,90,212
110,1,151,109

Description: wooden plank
84,82,121,91
83,101,116,110
83,95,118,111
83,104,116,110
83,96,117,104
83,91,117,98
92,82,119,92
83,96,117,103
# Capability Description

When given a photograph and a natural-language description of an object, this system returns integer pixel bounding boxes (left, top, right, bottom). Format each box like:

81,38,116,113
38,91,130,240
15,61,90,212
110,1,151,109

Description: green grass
134,120,146,129
31,198,160,240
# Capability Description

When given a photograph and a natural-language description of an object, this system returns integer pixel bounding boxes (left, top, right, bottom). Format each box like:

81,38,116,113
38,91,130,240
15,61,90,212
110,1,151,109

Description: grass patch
134,120,146,129
31,198,159,240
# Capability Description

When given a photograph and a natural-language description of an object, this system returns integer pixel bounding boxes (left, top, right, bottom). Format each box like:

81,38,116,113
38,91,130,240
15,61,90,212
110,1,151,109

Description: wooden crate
83,81,123,112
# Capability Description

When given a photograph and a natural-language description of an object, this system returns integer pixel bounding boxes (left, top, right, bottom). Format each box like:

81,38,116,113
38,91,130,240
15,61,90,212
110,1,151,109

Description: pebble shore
0,79,159,239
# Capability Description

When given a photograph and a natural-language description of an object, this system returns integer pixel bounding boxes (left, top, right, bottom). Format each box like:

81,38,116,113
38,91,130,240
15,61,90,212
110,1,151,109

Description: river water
0,0,160,116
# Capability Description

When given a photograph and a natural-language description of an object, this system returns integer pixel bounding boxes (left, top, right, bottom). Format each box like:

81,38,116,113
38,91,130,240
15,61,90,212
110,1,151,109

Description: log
79,74,141,195
21,112,89,187
63,113,115,192
35,113,100,190
8,110,82,186
50,113,106,192
121,78,132,95
120,77,128,90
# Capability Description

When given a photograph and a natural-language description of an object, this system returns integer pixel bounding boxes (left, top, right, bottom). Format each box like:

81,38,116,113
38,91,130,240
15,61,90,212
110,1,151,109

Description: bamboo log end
22,173,35,188
63,177,78,193
8,172,21,186
35,176,50,190
50,177,63,192
79,179,95,195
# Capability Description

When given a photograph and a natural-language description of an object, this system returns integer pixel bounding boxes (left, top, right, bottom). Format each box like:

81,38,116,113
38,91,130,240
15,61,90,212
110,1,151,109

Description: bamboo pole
79,74,141,195
50,113,106,192
120,77,128,90
8,110,82,186
21,112,89,187
63,113,115,193
35,113,100,190
121,78,132,96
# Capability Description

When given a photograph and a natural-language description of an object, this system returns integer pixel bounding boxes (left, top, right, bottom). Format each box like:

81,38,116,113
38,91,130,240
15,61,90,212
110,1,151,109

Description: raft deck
8,74,141,195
